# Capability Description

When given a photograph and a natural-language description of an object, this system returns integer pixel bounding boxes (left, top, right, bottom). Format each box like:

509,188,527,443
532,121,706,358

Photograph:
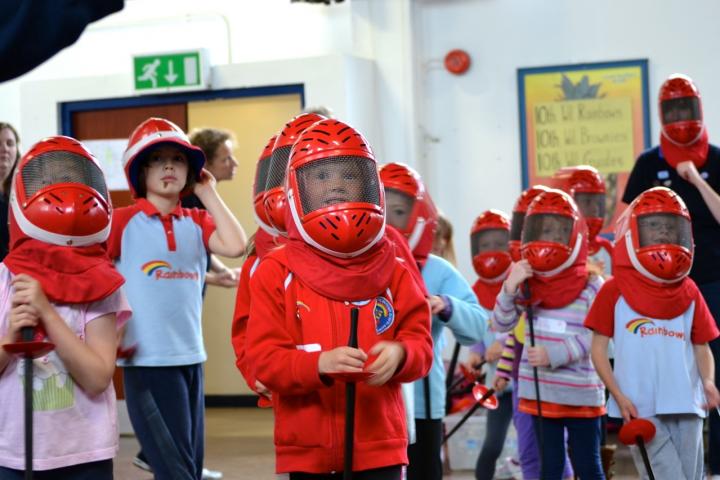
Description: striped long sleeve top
495,333,516,381
492,275,605,408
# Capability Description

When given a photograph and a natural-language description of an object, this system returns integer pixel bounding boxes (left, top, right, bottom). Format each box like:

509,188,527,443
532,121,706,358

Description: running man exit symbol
133,51,207,92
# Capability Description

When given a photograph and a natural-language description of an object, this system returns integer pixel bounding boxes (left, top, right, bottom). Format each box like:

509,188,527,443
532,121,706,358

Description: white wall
414,0,720,280
0,0,404,160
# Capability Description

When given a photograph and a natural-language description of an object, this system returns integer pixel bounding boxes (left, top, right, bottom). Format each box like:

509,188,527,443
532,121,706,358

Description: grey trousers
629,414,703,480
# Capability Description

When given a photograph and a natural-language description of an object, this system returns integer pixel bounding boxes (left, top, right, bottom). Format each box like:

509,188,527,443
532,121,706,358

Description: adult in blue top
379,163,488,480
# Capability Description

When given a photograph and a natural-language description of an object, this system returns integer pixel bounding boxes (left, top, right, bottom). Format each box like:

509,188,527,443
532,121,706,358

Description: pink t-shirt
0,265,131,471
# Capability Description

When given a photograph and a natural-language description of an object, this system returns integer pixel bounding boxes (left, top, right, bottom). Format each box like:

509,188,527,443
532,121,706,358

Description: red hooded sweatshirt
245,243,432,474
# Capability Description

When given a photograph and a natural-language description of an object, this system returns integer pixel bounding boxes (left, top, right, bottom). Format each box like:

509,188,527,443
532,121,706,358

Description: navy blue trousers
532,416,604,480
124,364,205,480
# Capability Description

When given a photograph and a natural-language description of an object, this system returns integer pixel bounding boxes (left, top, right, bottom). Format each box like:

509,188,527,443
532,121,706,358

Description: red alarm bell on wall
444,49,471,75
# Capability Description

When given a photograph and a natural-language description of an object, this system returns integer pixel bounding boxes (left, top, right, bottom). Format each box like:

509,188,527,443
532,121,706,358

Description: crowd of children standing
0,71,720,480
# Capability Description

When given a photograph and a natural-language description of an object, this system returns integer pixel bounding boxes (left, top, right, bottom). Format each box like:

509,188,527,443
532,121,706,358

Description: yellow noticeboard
518,60,650,234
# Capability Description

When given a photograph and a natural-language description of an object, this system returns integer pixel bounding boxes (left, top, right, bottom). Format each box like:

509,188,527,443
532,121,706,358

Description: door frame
60,83,305,136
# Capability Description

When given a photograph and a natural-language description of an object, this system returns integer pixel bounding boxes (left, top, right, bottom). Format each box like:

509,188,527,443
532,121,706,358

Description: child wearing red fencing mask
493,189,606,479
464,210,516,480
232,121,424,409
468,210,513,312
109,118,246,479
0,137,130,478
246,120,433,479
552,166,612,277
587,187,720,479
231,134,283,404
624,74,720,477
263,113,326,237
231,115,324,400
379,162,486,480
553,165,618,475
494,186,575,480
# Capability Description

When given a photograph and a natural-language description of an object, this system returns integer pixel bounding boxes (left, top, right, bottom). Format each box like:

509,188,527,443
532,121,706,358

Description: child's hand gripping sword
344,307,359,480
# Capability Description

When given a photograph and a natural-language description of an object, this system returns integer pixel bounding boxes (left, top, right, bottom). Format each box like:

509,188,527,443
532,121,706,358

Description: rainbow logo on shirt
374,296,394,334
625,318,685,340
626,318,654,334
142,260,171,276
141,260,199,281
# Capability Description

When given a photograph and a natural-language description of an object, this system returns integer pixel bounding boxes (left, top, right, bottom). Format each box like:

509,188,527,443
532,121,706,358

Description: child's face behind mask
37,158,85,190
637,214,681,246
143,146,189,198
522,213,573,246
475,229,509,253
536,215,572,244
24,154,105,201
662,97,700,124
384,189,414,231
298,159,366,213
574,192,605,218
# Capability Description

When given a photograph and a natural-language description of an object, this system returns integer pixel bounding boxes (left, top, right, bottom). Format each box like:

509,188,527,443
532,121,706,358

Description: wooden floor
113,407,643,479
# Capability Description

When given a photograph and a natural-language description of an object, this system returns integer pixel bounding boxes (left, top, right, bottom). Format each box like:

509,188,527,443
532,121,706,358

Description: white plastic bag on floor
495,455,521,479
444,410,518,474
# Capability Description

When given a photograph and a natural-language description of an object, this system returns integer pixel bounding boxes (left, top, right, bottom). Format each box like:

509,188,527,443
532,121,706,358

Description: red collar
136,198,183,219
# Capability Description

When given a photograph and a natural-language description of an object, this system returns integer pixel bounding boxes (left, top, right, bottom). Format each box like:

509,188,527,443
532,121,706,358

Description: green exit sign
133,51,208,92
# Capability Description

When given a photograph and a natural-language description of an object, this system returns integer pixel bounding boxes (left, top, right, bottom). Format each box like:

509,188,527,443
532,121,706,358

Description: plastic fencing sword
344,307,360,480
523,280,544,478
442,384,498,444
444,342,461,414
3,326,54,480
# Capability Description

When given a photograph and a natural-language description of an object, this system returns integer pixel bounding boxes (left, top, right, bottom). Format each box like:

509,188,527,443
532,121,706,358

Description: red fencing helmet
287,119,384,258
659,74,703,146
615,186,693,283
521,189,585,275
378,162,438,260
509,185,550,262
263,113,326,234
552,165,606,239
470,210,512,282
10,136,111,247
252,134,279,236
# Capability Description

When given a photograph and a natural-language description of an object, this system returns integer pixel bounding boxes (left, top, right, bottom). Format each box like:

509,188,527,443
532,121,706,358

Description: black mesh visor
522,214,573,245
296,156,380,215
21,151,108,201
265,145,292,191
574,192,606,218
637,213,692,249
661,97,701,124
471,229,509,256
384,188,414,231
510,211,525,241
254,156,271,196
